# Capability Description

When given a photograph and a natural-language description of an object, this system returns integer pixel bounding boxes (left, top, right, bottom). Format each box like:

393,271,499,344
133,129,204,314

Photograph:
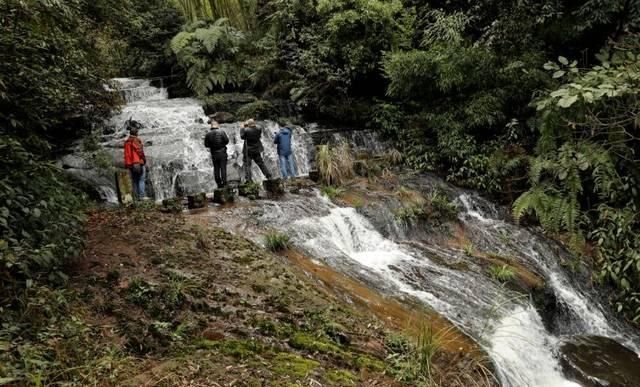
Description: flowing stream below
65,79,640,386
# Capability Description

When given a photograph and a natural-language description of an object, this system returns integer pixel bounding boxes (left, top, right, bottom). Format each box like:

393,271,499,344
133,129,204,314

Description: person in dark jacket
274,125,296,179
204,118,229,188
240,119,272,182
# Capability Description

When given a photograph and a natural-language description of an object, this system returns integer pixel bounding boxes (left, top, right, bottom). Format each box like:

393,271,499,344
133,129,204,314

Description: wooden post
115,170,134,205
213,188,235,204
187,192,208,209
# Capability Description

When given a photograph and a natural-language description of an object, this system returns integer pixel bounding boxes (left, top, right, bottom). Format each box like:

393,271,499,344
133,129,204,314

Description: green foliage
236,100,277,120
0,138,86,289
489,265,517,283
239,181,261,200
171,19,249,96
173,0,252,30
264,232,291,252
516,47,640,321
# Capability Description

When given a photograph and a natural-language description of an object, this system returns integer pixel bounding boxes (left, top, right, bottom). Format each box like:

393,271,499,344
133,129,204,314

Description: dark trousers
212,154,228,188
245,151,272,182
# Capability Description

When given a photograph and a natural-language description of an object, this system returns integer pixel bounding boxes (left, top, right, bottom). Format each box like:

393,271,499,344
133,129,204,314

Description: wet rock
60,154,91,170
211,111,235,123
308,170,320,182
175,171,212,197
559,335,640,387
187,193,207,209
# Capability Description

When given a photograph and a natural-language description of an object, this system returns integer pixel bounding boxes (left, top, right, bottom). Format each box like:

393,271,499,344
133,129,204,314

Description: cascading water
209,186,640,387
63,79,312,202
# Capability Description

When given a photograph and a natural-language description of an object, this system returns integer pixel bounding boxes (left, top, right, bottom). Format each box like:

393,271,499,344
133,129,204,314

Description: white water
275,194,638,387
71,78,313,201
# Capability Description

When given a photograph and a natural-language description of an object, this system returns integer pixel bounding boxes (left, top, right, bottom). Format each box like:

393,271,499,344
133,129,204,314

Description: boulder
211,111,235,124
187,192,207,209
559,335,640,387
213,188,235,204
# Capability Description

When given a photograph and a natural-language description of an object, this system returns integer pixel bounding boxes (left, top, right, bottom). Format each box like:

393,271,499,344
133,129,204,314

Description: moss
272,352,319,378
325,369,357,386
197,339,265,359
289,332,341,354
355,355,386,372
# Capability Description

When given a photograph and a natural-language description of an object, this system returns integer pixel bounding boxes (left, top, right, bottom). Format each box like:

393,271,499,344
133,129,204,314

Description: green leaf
558,56,569,65
557,95,578,108
552,70,566,78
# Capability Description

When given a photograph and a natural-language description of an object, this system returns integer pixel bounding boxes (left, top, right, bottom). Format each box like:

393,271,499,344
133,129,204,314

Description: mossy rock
197,338,265,359
187,192,207,209
239,182,261,199
213,187,235,204
161,197,183,213
202,93,257,115
263,178,285,199
272,352,319,378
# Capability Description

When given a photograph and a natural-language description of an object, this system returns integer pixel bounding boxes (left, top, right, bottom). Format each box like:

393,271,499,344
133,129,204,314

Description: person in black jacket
240,119,272,182
204,118,229,188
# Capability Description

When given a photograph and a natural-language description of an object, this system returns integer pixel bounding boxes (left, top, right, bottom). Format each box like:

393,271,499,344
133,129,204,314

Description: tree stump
115,170,134,205
263,178,285,199
213,187,235,204
187,192,208,209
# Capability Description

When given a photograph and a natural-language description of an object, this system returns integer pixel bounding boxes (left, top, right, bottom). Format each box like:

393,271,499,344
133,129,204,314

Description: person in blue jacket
273,124,296,179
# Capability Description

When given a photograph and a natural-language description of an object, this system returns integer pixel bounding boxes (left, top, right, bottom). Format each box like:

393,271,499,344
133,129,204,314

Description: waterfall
215,192,638,387
68,78,313,201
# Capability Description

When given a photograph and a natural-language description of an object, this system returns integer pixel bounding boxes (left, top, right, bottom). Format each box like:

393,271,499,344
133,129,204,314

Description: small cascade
67,78,313,201
210,190,639,387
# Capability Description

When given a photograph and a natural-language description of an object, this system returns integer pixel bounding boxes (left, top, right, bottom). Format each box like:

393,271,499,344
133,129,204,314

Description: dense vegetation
168,0,640,323
2,0,640,383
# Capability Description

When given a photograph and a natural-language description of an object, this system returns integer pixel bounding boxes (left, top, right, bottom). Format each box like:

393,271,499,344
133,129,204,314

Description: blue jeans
279,154,296,179
130,165,146,200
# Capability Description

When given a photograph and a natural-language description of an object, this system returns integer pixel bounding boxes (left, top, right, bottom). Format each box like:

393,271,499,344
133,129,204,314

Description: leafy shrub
264,232,291,252
170,19,249,96
0,138,86,289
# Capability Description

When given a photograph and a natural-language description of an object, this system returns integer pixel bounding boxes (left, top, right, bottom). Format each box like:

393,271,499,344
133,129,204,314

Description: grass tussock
316,142,355,186
265,232,292,252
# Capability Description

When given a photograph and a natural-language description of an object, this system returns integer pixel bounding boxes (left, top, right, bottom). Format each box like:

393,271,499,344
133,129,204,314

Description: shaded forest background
1,0,639,381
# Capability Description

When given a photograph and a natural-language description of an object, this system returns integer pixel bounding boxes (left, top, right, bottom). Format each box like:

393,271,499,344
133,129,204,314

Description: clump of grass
321,185,345,199
463,242,475,256
425,190,459,220
384,148,404,165
316,142,355,186
264,232,291,252
489,265,517,283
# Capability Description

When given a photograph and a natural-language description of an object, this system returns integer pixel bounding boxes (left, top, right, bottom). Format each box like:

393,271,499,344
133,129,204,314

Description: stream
65,79,640,387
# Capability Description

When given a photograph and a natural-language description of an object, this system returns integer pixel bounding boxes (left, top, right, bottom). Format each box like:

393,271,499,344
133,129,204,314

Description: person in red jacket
124,127,147,200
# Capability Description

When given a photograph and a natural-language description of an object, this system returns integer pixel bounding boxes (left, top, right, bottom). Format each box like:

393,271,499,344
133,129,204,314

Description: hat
245,118,256,128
